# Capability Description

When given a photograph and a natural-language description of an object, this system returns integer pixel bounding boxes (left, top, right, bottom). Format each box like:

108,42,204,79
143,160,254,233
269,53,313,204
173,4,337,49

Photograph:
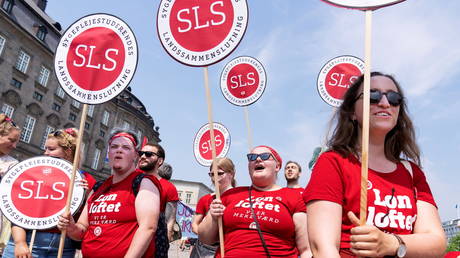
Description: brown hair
328,72,421,166
0,114,20,137
48,128,78,161
210,157,237,187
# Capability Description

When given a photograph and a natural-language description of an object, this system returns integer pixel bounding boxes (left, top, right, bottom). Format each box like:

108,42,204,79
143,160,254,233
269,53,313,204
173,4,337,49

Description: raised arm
58,194,90,241
307,200,342,258
198,199,223,245
124,178,160,258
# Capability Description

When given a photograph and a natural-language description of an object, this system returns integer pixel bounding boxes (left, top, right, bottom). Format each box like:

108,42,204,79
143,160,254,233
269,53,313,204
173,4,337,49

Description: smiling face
248,146,279,188
0,129,19,156
108,136,138,174
353,76,400,136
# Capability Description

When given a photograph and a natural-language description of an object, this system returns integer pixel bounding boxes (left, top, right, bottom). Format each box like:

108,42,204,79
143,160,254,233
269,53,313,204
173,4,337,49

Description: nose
378,94,391,108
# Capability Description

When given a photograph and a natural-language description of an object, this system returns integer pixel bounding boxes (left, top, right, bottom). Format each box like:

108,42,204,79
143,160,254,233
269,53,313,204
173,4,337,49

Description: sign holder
29,230,36,252
243,107,253,151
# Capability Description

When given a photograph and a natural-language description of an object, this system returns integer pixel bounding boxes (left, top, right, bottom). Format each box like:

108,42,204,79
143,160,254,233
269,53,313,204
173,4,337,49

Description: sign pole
243,107,253,151
359,10,372,226
57,104,88,258
203,67,225,257
29,229,36,253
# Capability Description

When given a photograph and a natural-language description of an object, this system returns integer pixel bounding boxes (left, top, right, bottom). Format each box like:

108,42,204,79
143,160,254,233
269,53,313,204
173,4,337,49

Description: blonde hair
47,128,78,160
210,157,237,187
0,114,20,136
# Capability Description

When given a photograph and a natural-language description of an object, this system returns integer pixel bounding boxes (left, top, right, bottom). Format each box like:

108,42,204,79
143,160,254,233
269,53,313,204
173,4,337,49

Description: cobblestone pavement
168,240,193,258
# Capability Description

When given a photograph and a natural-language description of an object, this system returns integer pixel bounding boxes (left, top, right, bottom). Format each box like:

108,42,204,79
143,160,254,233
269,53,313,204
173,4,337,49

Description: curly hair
0,113,20,136
47,128,79,160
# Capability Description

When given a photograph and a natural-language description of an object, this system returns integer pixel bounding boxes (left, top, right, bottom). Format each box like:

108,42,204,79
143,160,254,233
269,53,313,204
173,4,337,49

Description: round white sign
54,13,138,104
322,0,406,10
0,156,85,230
193,123,231,166
220,56,266,106
157,0,249,67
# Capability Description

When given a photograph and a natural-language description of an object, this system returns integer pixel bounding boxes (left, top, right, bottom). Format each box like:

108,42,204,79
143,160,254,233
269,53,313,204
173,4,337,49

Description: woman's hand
77,179,89,190
14,241,31,258
348,211,399,257
57,212,76,233
209,199,225,221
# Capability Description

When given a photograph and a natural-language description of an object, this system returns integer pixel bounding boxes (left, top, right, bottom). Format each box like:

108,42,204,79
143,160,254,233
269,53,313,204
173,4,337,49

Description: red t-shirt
288,187,303,195
217,186,306,258
82,171,97,190
159,178,179,212
196,193,214,215
82,170,161,258
303,151,436,249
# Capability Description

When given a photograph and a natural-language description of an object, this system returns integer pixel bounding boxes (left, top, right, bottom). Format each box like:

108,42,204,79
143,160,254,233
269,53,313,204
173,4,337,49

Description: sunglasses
52,131,63,137
208,172,225,177
247,153,273,162
138,151,158,158
356,89,403,107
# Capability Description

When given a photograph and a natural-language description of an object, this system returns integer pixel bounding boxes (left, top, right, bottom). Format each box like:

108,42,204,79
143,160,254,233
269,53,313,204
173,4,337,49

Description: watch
393,234,407,258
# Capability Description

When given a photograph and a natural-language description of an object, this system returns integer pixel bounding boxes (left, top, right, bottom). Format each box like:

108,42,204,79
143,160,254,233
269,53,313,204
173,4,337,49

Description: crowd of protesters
0,72,448,257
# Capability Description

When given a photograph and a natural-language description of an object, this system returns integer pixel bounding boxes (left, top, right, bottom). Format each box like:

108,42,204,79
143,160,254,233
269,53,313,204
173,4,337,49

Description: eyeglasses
247,153,273,162
355,89,403,107
138,151,158,158
208,172,225,177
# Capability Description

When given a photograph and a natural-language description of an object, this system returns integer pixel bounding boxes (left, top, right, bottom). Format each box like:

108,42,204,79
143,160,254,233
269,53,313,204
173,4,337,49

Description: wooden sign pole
203,67,225,257
359,10,372,226
57,104,88,258
243,107,253,151
29,229,36,253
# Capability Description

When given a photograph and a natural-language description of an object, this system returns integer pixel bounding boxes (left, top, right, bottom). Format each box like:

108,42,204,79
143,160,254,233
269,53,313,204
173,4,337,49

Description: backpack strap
132,173,145,196
92,180,104,192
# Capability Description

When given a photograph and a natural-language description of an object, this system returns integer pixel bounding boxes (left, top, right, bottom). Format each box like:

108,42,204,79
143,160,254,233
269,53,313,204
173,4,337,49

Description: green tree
447,232,460,252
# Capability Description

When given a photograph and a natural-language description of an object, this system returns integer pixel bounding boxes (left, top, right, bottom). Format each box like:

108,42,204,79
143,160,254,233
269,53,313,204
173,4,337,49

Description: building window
40,125,55,149
87,105,95,117
20,115,35,143
15,50,30,73
0,35,5,55
102,110,109,126
1,103,14,117
37,66,50,86
33,91,43,102
1,0,14,13
92,148,101,170
69,113,76,121
71,100,81,109
52,103,61,112
185,192,192,204
84,122,90,130
177,191,182,201
36,25,47,41
56,87,65,98
99,130,105,137
10,78,22,89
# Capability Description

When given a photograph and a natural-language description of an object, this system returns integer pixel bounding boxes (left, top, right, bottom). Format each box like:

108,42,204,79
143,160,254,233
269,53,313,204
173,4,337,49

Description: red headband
64,128,77,137
255,145,282,167
110,132,137,147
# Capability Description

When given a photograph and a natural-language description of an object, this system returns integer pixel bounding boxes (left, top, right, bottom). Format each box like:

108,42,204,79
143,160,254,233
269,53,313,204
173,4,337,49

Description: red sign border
156,0,249,67
54,13,139,104
0,156,85,230
192,122,231,167
316,55,364,107
219,56,267,107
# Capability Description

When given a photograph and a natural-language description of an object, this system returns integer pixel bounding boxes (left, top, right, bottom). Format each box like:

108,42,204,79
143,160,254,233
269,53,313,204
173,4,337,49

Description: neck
112,165,136,183
220,184,233,193
286,181,301,188
251,183,281,191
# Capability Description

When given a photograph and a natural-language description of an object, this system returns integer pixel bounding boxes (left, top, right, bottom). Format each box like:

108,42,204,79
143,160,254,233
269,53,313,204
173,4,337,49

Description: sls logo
94,226,102,236
249,222,257,229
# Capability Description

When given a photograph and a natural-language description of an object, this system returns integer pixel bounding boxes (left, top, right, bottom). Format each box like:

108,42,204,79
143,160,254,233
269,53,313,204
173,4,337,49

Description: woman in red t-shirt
191,158,236,257
58,129,161,258
199,145,311,258
304,72,446,257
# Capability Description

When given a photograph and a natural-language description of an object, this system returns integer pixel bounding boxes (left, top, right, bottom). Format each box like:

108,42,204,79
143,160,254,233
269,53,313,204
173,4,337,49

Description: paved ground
168,240,193,258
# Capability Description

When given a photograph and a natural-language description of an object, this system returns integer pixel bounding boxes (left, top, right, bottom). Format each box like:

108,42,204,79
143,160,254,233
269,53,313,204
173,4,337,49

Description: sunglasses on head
138,151,158,158
208,172,225,177
4,117,17,127
52,130,63,137
247,153,273,162
356,89,403,107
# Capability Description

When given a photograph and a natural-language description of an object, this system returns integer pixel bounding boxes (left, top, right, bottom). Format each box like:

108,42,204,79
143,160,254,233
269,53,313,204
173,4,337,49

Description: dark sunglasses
247,153,272,162
208,172,225,177
52,131,63,137
138,151,158,158
356,89,403,107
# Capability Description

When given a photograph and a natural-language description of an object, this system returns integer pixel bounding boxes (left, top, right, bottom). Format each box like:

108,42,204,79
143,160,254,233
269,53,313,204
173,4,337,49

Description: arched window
1,0,14,13
36,25,47,41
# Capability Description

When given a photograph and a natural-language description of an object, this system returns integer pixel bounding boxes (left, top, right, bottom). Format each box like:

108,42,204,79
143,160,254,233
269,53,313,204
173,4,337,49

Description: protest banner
176,201,197,239
54,13,138,257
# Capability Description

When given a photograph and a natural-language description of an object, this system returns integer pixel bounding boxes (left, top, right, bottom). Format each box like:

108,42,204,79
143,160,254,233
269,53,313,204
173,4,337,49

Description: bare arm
198,199,223,245
165,201,178,242
307,200,342,258
58,197,90,241
293,212,312,258
192,213,204,234
11,226,31,258
124,178,160,258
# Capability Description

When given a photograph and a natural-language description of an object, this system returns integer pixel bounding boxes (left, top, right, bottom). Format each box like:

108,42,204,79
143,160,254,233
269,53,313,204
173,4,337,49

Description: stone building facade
0,0,160,180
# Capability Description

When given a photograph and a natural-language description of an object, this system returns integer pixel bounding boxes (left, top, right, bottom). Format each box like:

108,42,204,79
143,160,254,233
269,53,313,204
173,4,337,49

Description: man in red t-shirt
138,143,179,242
284,160,303,194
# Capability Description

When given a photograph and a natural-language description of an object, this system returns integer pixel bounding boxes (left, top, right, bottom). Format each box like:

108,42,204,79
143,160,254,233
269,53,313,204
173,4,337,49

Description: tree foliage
447,232,460,252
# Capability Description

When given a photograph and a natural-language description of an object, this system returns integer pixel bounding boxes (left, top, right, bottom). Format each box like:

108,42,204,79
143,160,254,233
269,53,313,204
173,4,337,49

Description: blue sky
47,0,460,221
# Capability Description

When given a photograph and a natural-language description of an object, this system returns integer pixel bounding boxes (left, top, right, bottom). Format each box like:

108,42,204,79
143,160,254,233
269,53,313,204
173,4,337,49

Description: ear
158,157,164,167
